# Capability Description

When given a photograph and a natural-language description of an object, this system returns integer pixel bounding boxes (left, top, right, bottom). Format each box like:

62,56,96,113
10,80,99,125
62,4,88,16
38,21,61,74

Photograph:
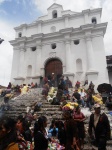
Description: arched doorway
45,58,63,86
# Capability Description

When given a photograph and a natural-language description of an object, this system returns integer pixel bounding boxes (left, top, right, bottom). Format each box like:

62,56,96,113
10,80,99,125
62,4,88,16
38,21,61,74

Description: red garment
73,112,85,139
76,81,80,85
43,77,48,83
73,112,85,120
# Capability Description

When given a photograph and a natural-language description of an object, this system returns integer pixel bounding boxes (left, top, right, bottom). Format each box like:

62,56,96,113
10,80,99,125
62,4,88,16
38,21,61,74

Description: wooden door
45,59,62,80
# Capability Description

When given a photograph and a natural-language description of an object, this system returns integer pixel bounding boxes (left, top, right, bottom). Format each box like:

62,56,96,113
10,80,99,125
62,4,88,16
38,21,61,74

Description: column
64,16,69,28
19,49,25,77
65,40,72,73
11,48,19,81
86,37,95,71
84,13,89,24
23,26,26,36
38,21,42,33
83,10,89,24
36,44,42,76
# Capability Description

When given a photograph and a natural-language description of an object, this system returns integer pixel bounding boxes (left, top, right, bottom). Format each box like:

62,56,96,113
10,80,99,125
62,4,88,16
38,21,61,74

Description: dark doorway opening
45,58,63,86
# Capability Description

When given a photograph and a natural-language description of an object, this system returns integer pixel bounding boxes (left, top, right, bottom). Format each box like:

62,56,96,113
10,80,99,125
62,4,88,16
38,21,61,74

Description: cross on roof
53,0,57,3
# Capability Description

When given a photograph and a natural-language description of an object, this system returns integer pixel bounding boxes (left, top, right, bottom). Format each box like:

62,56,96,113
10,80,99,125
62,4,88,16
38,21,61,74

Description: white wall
15,9,101,38
108,72,112,85
10,50,20,83
92,35,109,86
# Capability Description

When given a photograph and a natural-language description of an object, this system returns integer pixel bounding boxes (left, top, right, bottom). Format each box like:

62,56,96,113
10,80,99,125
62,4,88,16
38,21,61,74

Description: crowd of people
0,82,40,111
0,103,110,150
0,76,112,150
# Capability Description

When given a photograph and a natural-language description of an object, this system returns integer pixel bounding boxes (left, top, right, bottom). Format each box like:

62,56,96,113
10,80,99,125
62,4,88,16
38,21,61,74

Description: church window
52,10,57,18
51,26,56,32
27,65,32,76
51,43,56,49
74,40,80,45
18,32,22,37
31,47,36,51
92,17,97,24
76,59,83,72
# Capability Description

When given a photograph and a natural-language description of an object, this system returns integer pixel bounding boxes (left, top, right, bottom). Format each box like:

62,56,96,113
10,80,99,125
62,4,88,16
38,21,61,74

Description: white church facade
10,3,109,87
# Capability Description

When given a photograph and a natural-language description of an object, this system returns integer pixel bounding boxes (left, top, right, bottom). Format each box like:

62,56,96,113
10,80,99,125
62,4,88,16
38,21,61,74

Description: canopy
97,83,112,93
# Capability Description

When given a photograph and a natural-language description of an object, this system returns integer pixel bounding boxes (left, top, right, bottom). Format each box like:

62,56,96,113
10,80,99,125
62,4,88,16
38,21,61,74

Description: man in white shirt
88,104,110,150
78,89,86,107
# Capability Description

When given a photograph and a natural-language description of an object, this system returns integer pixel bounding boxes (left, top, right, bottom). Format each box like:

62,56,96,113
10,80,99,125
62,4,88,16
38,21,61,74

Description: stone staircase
0,88,63,124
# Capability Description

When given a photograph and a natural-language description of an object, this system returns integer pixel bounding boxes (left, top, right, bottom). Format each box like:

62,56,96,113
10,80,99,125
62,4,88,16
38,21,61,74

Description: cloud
0,9,7,15
0,0,12,4
0,0,5,4
0,20,15,86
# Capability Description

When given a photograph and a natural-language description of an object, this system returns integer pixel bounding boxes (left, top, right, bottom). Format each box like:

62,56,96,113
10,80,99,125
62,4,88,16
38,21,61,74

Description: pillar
64,16,69,28
11,48,19,82
86,36,95,71
65,40,72,73
83,10,90,24
38,21,42,33
36,44,42,76
19,48,25,77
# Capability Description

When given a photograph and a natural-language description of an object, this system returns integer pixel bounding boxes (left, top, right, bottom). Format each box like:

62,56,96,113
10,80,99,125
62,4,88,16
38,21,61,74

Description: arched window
27,65,32,76
18,32,22,37
31,47,36,51
74,40,80,45
51,43,56,49
76,59,83,72
52,10,57,18
51,26,56,32
92,17,97,24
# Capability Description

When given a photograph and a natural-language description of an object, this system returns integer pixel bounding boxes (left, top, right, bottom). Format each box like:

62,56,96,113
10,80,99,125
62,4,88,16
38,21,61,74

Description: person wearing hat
88,104,110,150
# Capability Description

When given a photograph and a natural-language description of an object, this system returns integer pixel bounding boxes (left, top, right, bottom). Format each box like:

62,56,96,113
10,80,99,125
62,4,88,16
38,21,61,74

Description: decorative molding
80,24,94,31
32,76,40,79
47,3,63,10
14,77,25,80
86,70,98,75
65,40,71,44
62,14,71,18
10,22,107,47
20,48,26,52
37,44,42,49
26,76,32,78
32,33,43,40
49,52,56,57
14,24,27,30
76,71,83,76
82,9,90,15
43,56,64,68
63,72,75,77
60,27,73,34
13,7,102,32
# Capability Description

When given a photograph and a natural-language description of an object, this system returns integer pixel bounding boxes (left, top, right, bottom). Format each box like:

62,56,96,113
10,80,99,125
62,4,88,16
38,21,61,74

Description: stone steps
1,88,63,121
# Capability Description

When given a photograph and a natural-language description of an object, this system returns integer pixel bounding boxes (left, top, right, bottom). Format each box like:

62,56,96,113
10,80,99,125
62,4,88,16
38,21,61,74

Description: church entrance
45,58,63,86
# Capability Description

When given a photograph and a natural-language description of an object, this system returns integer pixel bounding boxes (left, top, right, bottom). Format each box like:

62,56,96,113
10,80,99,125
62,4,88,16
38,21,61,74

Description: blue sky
0,0,112,86
0,0,41,25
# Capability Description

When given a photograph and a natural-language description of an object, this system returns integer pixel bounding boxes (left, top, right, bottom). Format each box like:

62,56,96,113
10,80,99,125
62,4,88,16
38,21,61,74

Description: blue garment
48,128,58,137
63,90,69,95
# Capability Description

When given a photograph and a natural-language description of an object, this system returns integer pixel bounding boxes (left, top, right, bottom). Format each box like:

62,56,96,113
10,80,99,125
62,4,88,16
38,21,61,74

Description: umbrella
97,83,112,93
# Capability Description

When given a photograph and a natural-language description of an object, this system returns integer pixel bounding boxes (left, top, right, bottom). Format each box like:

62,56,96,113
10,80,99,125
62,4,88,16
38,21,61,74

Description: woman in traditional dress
73,106,86,149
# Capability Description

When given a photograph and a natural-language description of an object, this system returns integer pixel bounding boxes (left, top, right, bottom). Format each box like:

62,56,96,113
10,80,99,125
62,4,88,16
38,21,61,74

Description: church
10,3,109,87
